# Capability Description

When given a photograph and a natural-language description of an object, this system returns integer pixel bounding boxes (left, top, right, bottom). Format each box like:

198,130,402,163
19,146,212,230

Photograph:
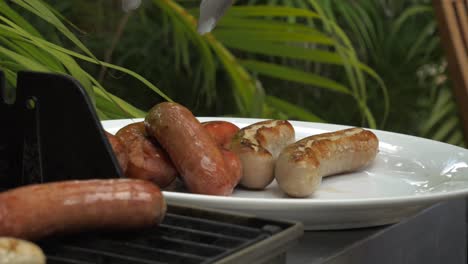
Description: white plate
103,118,468,230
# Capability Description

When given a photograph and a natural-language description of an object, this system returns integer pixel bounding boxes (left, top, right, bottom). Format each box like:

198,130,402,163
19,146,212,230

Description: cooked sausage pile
109,102,379,198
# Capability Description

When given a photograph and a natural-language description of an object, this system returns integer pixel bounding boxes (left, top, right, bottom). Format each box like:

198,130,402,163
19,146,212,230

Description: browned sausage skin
0,179,166,240
202,121,240,149
116,122,177,188
220,149,242,188
275,128,379,197
105,131,129,174
230,120,295,189
145,102,239,196
202,121,243,188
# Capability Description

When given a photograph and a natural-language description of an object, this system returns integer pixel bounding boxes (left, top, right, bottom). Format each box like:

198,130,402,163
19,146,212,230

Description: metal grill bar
46,244,170,264
163,213,264,239
47,257,93,264
156,225,248,248
40,205,302,264
44,243,201,264
153,236,227,255
68,241,205,263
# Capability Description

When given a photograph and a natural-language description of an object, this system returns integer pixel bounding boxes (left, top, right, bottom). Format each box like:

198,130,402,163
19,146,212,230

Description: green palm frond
311,0,463,146
154,0,261,116
5,0,390,129
175,2,385,127
0,0,171,119
420,88,464,147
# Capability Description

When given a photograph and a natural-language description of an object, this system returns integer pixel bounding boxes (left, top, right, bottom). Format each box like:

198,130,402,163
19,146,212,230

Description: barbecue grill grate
39,205,303,264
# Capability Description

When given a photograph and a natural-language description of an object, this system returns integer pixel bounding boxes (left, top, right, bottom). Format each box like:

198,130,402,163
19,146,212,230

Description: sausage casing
230,120,295,189
275,128,379,197
0,179,166,240
116,122,177,188
202,121,243,187
145,102,239,196
105,131,129,174
202,121,240,149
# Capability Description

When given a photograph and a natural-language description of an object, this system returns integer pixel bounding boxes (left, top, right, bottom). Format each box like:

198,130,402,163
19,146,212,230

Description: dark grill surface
39,205,299,264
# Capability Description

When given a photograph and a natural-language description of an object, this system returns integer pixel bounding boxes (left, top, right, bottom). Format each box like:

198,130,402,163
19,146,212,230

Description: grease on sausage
145,102,239,196
202,121,243,188
116,122,177,188
105,131,129,174
202,121,240,149
0,179,166,240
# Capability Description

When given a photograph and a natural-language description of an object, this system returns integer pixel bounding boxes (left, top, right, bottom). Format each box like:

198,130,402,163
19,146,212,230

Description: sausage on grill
0,179,166,240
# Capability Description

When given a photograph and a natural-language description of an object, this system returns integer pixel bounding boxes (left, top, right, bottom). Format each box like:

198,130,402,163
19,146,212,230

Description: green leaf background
0,0,463,147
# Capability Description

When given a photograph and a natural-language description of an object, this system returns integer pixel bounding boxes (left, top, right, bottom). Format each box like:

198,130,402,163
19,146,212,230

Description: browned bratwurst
116,122,177,188
275,128,379,197
105,131,129,174
145,102,240,196
0,179,166,241
230,120,295,189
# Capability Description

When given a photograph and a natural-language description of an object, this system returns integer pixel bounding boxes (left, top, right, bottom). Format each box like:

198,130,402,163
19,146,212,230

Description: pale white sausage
275,128,379,197
230,120,295,189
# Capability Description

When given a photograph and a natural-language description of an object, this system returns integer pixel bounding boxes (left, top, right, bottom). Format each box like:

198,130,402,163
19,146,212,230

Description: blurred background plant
0,0,171,119
0,0,464,147
312,0,464,146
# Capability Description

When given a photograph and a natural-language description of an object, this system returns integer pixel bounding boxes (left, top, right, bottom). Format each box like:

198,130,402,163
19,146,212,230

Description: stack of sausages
110,102,379,198
107,102,243,196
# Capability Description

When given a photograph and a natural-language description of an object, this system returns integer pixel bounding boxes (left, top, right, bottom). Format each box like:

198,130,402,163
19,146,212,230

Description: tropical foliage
0,0,463,146
316,0,463,146
0,0,172,119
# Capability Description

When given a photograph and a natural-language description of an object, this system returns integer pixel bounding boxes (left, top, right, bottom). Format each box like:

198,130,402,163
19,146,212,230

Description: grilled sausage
105,131,129,174
202,121,243,187
221,149,242,188
202,121,240,149
275,128,379,198
230,120,295,189
116,122,177,188
0,179,166,241
0,238,46,264
145,102,240,196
